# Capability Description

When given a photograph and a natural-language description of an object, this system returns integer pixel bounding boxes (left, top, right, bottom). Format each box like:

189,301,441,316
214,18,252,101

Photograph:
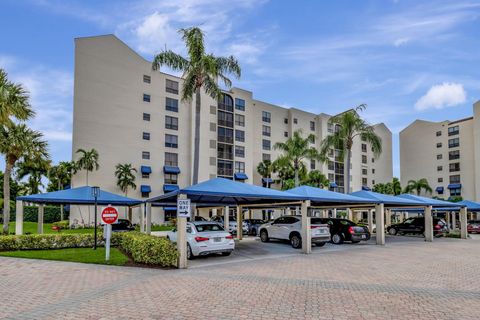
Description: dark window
448,125,459,136
310,160,316,170
438,177,443,183
235,114,245,127
217,160,233,176
448,138,459,148
262,153,270,161
142,132,150,140
284,118,288,124
142,172,149,179
362,155,367,164
164,173,178,184
165,152,178,166
449,163,460,172
262,111,271,123
218,127,234,143
165,97,178,112
449,150,460,160
362,168,367,175
437,142,442,148
218,94,234,112
143,75,151,84
311,136,315,143
165,134,178,148
141,192,150,198
235,98,245,111
371,158,375,163
142,151,150,160
362,177,368,185
235,130,245,142
143,94,151,102
328,161,334,171
166,79,179,94
217,143,233,160
235,146,245,158
310,121,315,131
293,118,298,124
372,168,375,174
165,116,178,130
450,188,461,196
327,123,333,133
437,154,442,160
436,131,442,137
218,111,234,127
262,125,271,136
437,165,443,172
235,161,245,173
361,144,367,152
143,113,150,121
262,139,271,150
284,131,288,137
450,175,461,183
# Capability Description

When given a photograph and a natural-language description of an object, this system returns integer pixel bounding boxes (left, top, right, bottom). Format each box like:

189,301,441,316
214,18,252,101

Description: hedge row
118,232,178,267
0,233,106,251
7,206,68,223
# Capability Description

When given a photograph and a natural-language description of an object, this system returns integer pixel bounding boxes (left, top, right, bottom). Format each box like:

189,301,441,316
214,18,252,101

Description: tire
316,242,326,247
221,252,231,256
251,228,257,236
388,228,398,236
290,233,302,249
187,244,194,260
260,230,269,242
331,233,344,245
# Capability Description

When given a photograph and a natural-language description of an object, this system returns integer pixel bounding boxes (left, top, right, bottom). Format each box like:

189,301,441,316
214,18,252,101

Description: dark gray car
244,219,266,236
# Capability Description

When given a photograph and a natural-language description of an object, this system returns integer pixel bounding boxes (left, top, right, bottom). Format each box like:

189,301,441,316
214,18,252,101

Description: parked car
192,216,207,222
111,219,135,232
317,218,371,244
387,217,447,237
244,219,266,236
467,220,480,234
166,221,235,259
210,215,248,234
258,215,330,249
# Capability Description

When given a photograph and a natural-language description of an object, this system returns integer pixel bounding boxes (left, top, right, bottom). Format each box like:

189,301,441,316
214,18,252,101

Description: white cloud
414,82,466,111
393,37,409,47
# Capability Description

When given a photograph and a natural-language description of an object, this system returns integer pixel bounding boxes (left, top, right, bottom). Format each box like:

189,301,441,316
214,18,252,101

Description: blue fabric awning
262,178,273,184
361,186,371,191
163,166,180,174
141,166,152,174
396,194,461,208
234,172,248,180
350,190,424,206
448,183,462,189
164,206,177,211
457,200,480,211
163,184,180,193
436,186,444,193
330,182,338,188
287,186,376,206
16,186,142,206
141,185,151,193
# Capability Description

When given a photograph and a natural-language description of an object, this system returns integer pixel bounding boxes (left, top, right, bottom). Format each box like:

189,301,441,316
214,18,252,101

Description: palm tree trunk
345,148,352,194
58,181,64,221
192,88,201,185
294,162,299,187
3,161,13,234
86,170,89,186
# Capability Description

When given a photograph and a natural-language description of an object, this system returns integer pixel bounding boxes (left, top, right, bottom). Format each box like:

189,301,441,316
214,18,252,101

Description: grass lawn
8,222,94,235
0,247,129,266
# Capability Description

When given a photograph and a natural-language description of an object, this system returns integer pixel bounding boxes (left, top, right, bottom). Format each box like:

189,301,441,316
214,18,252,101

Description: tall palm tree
0,124,49,234
152,27,241,185
274,130,323,187
75,148,99,185
256,160,275,188
391,177,402,195
114,163,137,196
404,178,432,195
0,68,34,125
304,170,329,189
48,161,75,220
320,105,382,194
16,157,51,194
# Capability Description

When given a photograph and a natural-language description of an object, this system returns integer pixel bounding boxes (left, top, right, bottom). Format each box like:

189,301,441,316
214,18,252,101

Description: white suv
258,216,330,249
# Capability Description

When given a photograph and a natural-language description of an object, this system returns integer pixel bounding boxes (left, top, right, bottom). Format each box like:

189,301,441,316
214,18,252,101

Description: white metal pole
105,224,111,261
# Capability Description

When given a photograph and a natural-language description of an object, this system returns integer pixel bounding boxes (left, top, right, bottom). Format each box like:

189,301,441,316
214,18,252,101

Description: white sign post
176,197,190,268
101,206,119,261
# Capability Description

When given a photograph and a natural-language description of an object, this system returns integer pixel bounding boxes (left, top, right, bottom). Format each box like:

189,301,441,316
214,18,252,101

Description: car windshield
249,219,265,224
404,218,415,224
311,218,326,225
195,224,225,232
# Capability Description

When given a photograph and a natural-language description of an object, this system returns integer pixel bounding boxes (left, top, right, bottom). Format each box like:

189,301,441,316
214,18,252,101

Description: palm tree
256,160,275,188
0,124,49,234
114,163,137,196
273,130,324,187
48,161,75,220
0,68,34,126
75,148,99,185
391,177,402,195
404,178,432,195
304,170,329,189
320,105,382,194
152,27,241,185
16,157,51,194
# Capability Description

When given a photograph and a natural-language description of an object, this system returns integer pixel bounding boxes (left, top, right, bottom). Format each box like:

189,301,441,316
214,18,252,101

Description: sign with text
177,199,191,218
101,206,118,224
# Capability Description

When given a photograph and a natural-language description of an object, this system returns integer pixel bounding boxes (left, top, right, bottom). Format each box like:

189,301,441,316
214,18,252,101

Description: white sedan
167,221,235,259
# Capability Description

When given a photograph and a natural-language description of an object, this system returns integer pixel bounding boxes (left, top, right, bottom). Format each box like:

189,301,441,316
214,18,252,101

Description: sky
0,0,479,178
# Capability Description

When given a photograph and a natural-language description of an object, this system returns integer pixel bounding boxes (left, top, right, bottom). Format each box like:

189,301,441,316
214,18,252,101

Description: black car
387,217,447,236
243,219,266,236
317,218,371,244
111,219,135,232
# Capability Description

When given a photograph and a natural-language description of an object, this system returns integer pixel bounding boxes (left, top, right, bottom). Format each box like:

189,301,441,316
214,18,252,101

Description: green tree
0,68,34,126
303,170,329,189
16,157,51,194
403,178,432,195
0,124,49,234
256,160,275,188
391,177,402,195
273,130,323,187
75,148,99,185
152,27,241,185
48,161,75,192
320,105,382,194
114,163,137,196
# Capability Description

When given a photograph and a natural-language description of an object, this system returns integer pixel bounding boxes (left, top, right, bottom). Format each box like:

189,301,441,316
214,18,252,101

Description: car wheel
221,252,231,256
290,234,302,249
187,244,194,260
251,228,257,236
331,233,344,244
260,230,269,242
388,228,398,235
316,242,326,247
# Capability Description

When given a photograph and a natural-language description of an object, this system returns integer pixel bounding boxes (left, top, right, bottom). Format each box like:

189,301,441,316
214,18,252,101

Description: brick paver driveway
1,237,479,320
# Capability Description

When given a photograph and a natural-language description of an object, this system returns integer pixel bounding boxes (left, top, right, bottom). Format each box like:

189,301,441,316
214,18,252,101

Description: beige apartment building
400,101,480,202
70,35,393,224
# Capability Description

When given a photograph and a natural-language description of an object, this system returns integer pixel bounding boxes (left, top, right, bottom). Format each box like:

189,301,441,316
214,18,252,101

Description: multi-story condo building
70,35,393,224
400,101,480,202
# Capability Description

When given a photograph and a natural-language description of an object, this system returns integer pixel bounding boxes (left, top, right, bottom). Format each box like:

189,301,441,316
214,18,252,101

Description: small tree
256,160,275,188
304,170,329,189
75,148,99,185
404,178,432,195
0,68,34,126
114,163,137,196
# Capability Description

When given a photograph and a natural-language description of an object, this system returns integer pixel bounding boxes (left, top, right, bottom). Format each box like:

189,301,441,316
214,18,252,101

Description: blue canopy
329,182,338,188
350,190,424,207
435,186,444,193
17,186,142,206
164,166,181,174
141,185,151,193
396,194,461,208
262,178,273,184
287,186,377,206
234,172,248,180
361,186,371,191
147,178,306,206
163,184,180,193
141,166,152,174
457,200,480,211
448,183,462,189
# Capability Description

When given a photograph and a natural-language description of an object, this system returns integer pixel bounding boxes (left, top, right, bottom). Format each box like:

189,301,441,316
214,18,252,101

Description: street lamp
92,186,100,250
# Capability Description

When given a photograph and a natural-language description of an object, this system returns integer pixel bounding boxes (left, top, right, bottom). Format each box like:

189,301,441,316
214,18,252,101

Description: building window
311,136,315,143
327,123,333,133
293,118,298,124
143,113,150,121
362,155,367,164
438,177,443,183
262,139,271,150
328,161,334,171
235,145,245,158
143,75,151,84
166,97,178,112
217,160,233,176
141,192,150,198
218,111,234,128
449,162,460,172
284,118,288,124
372,168,375,174
450,175,461,183
437,166,443,172
165,152,178,166
165,134,178,148
217,143,233,160
142,132,150,140
262,111,271,123
235,130,245,142
436,131,442,137
310,160,316,170
235,98,245,111
218,127,234,143
448,125,459,136
164,173,178,185
143,94,151,102
235,161,245,173
166,79,179,94
448,138,459,148
361,144,367,152
310,121,315,131
362,168,367,175
165,116,178,130
372,180,375,185
284,131,288,137
437,154,442,160
436,142,442,148
235,114,245,127
262,125,271,137
449,150,460,160
362,177,368,186
142,151,150,160
262,153,271,161
142,172,149,179
371,158,375,163
450,188,461,196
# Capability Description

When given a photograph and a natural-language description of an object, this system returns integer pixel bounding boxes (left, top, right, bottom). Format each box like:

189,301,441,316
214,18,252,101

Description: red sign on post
101,206,118,224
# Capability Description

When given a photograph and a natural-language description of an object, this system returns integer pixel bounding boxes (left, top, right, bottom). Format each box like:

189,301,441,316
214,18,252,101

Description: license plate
361,235,366,239
214,237,221,242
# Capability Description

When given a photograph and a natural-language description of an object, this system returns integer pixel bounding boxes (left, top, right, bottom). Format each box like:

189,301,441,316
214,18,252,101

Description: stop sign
101,206,118,224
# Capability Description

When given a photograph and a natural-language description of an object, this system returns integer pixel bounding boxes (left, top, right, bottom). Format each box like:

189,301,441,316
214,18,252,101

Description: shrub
9,206,68,223
52,220,70,230
0,233,100,251
117,232,178,267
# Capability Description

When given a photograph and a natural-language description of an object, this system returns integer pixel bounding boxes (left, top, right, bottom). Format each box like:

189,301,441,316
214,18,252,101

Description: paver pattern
1,237,479,319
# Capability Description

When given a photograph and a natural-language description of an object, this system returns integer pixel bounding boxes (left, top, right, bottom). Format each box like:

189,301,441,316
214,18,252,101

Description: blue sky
1,0,479,178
